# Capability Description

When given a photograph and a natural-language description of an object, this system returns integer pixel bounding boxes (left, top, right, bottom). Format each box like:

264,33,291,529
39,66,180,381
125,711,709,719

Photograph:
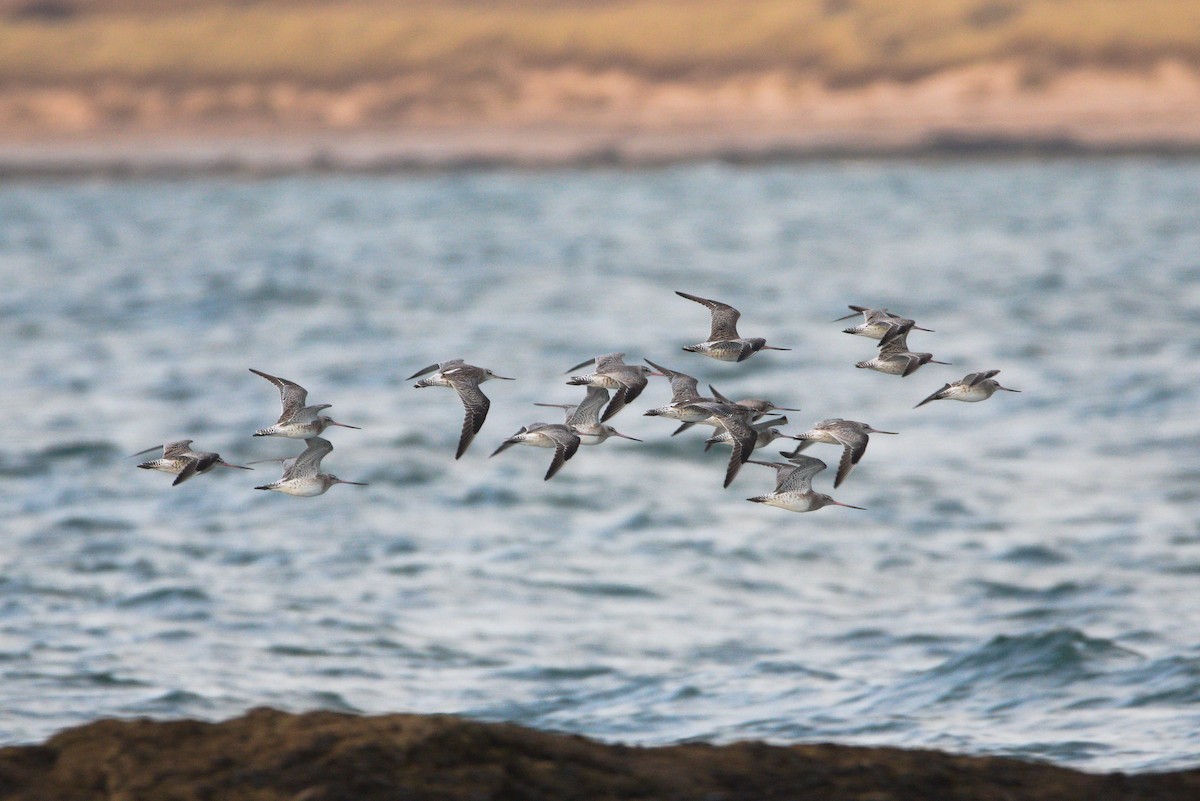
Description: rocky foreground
0,709,1197,801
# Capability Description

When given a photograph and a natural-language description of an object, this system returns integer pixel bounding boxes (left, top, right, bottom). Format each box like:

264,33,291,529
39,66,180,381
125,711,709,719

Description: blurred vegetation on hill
1,0,1197,87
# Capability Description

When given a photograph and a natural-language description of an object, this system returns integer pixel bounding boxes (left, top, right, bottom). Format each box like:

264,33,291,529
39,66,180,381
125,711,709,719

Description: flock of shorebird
132,291,1018,511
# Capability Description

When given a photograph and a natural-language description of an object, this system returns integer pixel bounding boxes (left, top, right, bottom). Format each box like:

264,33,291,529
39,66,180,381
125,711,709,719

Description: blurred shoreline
3,62,1199,177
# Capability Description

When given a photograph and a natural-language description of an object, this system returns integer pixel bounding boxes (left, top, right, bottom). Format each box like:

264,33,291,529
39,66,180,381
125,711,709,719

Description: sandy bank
0,708,1197,800
1,62,1199,176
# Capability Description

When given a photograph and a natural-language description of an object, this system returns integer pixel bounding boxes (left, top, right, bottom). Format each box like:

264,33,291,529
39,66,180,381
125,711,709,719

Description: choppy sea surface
2,159,1199,772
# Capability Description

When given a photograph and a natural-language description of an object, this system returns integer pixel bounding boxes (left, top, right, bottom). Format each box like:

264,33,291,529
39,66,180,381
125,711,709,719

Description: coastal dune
1,708,1198,801
2,0,1200,173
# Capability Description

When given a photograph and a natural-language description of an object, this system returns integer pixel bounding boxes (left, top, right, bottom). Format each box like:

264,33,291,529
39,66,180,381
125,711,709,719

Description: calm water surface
2,159,1199,772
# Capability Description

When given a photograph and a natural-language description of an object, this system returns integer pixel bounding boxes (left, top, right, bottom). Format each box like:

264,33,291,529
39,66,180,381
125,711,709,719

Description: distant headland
1,1,1199,175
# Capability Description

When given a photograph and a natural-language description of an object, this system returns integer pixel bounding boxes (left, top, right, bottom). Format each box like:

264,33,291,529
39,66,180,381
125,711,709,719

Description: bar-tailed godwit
250,369,361,438
855,330,949,377
490,423,582,480
836,305,933,347
132,440,252,486
409,360,514,459
746,454,864,512
565,353,660,421
676,291,790,362
915,369,1021,408
704,415,799,452
782,419,897,488
535,385,642,445
254,437,368,496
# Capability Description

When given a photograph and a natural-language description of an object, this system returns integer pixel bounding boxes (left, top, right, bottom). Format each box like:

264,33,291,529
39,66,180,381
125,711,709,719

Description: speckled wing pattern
250,369,310,423
161,440,195,459
600,368,649,422
694,401,756,487
450,377,492,459
965,370,1001,387
282,437,333,481
645,359,700,404
542,425,582,480
676,291,742,341
567,386,609,428
777,455,828,494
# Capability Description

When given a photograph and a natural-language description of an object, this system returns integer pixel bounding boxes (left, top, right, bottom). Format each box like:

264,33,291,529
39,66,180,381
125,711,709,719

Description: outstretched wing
746,460,796,491
568,386,609,428
593,353,626,371
161,440,194,459
645,359,700,403
965,370,1001,387
565,353,624,374
543,426,582,480
900,354,925,377
172,456,202,486
833,305,872,322
490,427,527,458
450,379,491,459
250,368,309,423
833,443,864,489
878,320,915,348
601,372,648,422
779,455,827,494
708,384,734,405
914,383,950,408
283,437,333,480
407,363,441,380
676,290,742,341
707,408,756,488
780,439,815,457
877,329,911,356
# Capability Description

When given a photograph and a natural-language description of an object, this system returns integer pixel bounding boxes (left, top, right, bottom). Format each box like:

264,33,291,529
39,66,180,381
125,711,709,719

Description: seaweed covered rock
0,708,1196,801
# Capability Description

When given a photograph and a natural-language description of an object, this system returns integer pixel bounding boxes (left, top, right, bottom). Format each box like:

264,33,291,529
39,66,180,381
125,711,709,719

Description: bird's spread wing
746,460,795,490
593,353,626,371
171,456,202,486
915,384,950,408
709,411,756,488
877,329,911,355
407,362,445,380
451,380,491,459
161,440,194,459
708,384,734,405
544,427,581,480
900,354,924,377
966,370,1001,387
646,359,700,403
601,371,648,422
878,321,915,348
781,439,815,457
564,356,596,374
676,290,742,340
779,455,827,494
251,368,309,422
490,428,525,458
569,386,609,428
834,444,862,489
283,437,333,480
833,305,871,322
753,416,787,432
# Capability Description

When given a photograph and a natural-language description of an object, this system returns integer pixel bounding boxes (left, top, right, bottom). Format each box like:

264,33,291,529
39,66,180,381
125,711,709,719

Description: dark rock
0,708,1196,801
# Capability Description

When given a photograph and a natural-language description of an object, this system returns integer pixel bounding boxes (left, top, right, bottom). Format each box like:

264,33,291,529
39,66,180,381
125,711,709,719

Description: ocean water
2,159,1199,773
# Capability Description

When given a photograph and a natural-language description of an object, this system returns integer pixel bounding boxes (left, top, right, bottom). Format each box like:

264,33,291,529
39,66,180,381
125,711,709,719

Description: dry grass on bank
1,0,1198,88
